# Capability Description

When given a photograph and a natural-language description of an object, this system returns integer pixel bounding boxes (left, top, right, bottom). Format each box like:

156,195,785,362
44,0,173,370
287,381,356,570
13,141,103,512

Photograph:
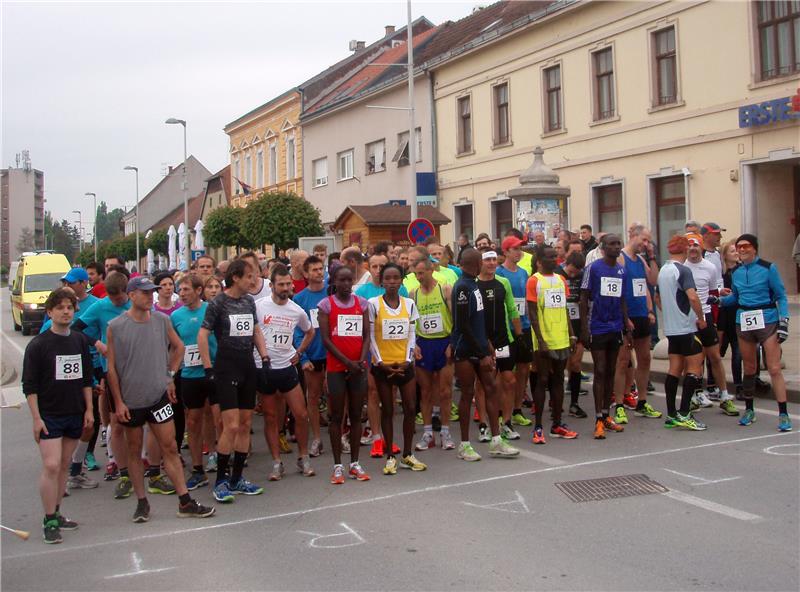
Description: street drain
555,474,669,503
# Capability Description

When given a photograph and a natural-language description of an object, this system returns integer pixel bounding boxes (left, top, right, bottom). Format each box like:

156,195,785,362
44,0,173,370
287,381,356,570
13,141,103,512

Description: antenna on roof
160,162,169,176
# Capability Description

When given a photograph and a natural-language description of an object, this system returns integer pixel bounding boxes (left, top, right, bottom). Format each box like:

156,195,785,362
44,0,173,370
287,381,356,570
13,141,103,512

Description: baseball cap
126,276,159,293
61,267,89,283
700,222,726,235
685,233,702,246
501,236,526,251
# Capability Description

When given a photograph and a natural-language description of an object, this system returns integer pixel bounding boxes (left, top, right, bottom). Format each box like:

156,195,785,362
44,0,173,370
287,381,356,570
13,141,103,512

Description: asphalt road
1,288,799,591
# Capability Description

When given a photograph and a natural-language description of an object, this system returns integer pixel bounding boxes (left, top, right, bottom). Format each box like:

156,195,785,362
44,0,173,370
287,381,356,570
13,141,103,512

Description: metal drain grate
555,473,669,503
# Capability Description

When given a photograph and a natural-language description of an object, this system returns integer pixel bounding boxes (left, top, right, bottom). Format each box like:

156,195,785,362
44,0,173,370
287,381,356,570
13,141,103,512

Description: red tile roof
333,204,450,229
150,190,205,232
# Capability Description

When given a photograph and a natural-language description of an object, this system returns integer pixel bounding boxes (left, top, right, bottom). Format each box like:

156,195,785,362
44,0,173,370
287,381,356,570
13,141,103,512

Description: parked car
10,252,70,335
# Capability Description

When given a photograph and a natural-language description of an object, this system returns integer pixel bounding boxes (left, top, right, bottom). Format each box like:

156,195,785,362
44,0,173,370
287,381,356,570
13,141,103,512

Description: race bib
495,345,510,359
567,303,580,320
309,308,319,329
183,344,202,367
151,402,174,423
55,354,82,381
382,318,409,341
474,290,484,312
419,313,443,335
740,309,765,332
337,314,362,337
267,327,293,350
514,298,527,316
632,278,647,298
600,277,622,297
544,289,565,308
229,314,253,337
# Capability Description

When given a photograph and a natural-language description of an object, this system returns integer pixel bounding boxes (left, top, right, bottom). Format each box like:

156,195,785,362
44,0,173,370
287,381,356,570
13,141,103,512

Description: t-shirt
451,273,489,358
476,276,518,348
685,258,720,315
555,265,583,323
356,282,409,301
703,250,723,291
108,312,173,408
437,266,459,286
40,293,100,367
292,277,308,295
403,269,454,292
293,286,327,363
496,264,530,330
581,259,626,335
658,260,698,336
89,282,107,299
171,303,217,379
202,292,258,354
73,296,132,371
255,297,312,369
355,271,371,286
22,330,93,416
154,301,182,316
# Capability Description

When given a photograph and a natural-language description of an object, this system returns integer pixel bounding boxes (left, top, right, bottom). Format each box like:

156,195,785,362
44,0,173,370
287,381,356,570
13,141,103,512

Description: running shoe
581,372,591,381
706,386,721,401
532,427,546,445
100,427,107,447
391,442,401,454
297,457,316,477
114,476,132,499
629,384,639,398
634,402,663,418
370,438,385,458
309,439,323,457
501,424,521,441
348,462,370,481
603,417,624,432
511,412,532,427
450,402,459,421
268,461,285,481
778,413,792,432
104,461,119,481
614,406,629,425
278,434,292,454
457,442,481,461
132,498,150,523
205,452,218,473
593,419,606,439
415,432,435,451
177,499,215,518
440,432,456,450
739,409,756,426
213,480,235,503
147,474,176,495
663,415,679,428
383,456,398,475
43,519,62,544
674,413,707,431
432,415,442,432
720,400,740,416
341,434,351,454
400,454,427,471
186,472,209,491
690,399,700,412
56,513,78,530
569,404,588,418
478,425,491,443
84,452,99,471
181,432,189,450
550,424,578,439
67,473,99,489
415,412,423,425
488,438,520,457
623,394,638,410
473,408,480,422
359,427,373,446
692,390,713,408
330,465,345,485
231,478,263,495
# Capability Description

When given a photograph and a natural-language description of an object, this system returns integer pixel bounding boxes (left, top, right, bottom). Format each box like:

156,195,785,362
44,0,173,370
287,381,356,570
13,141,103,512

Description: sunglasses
735,243,753,250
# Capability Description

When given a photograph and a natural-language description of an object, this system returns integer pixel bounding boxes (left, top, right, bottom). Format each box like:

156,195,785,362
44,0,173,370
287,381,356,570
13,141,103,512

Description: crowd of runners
22,220,792,543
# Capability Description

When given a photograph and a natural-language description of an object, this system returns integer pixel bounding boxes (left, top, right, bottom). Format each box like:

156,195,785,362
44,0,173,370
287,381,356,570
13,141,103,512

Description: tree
204,206,253,254
103,233,142,265
93,201,126,243
75,246,96,268
144,229,170,256
241,192,323,251
15,227,35,253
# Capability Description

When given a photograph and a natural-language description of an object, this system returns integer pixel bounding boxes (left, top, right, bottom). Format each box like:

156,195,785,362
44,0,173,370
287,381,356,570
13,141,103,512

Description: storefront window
654,176,686,262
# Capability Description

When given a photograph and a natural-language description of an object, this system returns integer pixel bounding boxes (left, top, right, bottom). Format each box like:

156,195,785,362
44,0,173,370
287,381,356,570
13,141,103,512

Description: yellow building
432,0,800,293
224,88,303,207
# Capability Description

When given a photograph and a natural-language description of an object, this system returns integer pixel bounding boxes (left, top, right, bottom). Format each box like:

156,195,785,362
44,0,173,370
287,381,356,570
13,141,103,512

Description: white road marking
662,489,764,522
296,522,365,549
5,431,795,560
763,443,800,456
515,448,566,465
103,552,175,579
662,468,741,486
462,490,530,513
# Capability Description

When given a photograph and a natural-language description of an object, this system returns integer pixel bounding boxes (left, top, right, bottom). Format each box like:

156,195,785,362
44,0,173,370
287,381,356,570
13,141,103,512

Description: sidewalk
583,296,800,404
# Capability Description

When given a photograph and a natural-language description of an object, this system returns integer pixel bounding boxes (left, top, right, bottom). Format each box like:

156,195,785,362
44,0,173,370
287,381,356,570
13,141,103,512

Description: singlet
476,276,517,349
526,272,571,350
496,264,531,330
412,282,452,339
292,287,327,363
581,258,626,335
201,292,258,355
451,274,489,358
555,265,583,323
657,260,697,336
621,251,649,318
154,300,182,316
369,296,418,365
171,303,217,379
321,294,366,373
249,278,272,301
685,258,719,315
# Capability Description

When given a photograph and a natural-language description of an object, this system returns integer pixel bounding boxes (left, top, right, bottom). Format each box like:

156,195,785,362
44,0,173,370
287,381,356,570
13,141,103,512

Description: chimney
348,39,366,52
168,165,174,174
385,25,395,36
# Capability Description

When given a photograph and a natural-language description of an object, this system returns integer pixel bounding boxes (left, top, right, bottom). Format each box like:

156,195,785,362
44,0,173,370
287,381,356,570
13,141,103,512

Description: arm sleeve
770,264,789,319
580,263,593,291
677,265,696,291
21,339,41,396
500,277,519,320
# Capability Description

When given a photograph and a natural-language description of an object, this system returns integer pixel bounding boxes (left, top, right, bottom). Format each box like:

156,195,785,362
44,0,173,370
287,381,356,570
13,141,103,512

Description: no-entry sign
407,218,435,244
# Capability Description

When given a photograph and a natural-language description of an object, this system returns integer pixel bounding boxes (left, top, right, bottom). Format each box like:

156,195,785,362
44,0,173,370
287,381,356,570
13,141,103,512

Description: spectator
579,224,598,253
474,233,492,251
456,233,472,264
86,262,107,298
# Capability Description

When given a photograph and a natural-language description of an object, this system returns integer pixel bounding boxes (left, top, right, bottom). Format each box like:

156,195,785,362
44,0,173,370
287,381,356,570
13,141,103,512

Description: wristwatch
167,370,176,379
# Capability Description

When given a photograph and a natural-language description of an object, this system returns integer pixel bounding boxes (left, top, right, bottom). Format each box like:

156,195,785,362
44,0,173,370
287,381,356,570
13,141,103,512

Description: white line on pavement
661,468,741,486
662,489,764,522
4,430,795,561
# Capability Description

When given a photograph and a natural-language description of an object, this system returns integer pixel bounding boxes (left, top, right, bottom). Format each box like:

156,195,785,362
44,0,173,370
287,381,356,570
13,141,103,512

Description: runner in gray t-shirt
107,276,214,523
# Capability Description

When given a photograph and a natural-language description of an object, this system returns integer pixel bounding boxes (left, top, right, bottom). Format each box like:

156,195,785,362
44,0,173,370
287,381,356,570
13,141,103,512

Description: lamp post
84,192,97,261
72,210,82,252
165,117,189,269
123,165,140,271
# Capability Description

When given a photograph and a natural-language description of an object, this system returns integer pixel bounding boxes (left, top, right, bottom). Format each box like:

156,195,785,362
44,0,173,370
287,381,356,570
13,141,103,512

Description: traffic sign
407,218,435,244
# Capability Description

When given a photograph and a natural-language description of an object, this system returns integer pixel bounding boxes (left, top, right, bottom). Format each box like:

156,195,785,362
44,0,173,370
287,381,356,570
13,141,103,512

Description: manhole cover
555,474,668,503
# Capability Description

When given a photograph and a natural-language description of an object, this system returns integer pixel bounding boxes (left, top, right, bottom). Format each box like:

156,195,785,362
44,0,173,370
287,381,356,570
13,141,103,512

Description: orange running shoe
370,437,384,458
532,427,546,445
348,463,370,481
330,465,345,485
593,419,606,439
391,442,400,454
603,416,625,432
623,394,638,410
473,407,480,422
550,424,578,439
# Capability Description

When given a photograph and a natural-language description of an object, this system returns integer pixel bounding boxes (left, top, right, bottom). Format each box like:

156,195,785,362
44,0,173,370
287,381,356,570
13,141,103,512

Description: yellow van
10,252,71,335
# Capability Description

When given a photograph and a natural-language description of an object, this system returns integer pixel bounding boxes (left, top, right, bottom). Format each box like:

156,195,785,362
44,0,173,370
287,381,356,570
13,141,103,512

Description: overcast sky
2,0,479,238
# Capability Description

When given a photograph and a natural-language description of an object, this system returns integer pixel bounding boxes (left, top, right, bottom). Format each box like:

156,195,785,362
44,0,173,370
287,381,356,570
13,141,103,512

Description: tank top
326,295,364,372
621,251,648,318
527,272,570,351
413,283,452,339
373,297,413,365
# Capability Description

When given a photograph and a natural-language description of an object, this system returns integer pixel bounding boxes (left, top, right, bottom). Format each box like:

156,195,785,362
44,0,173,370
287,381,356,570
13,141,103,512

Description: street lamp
84,192,97,261
165,117,189,270
72,210,82,252
123,165,140,271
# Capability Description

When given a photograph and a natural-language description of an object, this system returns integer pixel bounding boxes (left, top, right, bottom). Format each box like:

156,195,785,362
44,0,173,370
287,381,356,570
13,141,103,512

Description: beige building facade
432,0,800,293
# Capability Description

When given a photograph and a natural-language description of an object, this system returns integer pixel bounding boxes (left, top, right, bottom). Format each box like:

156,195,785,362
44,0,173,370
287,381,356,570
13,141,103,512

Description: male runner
289,250,309,294
239,251,272,301
196,255,216,279
556,251,588,418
